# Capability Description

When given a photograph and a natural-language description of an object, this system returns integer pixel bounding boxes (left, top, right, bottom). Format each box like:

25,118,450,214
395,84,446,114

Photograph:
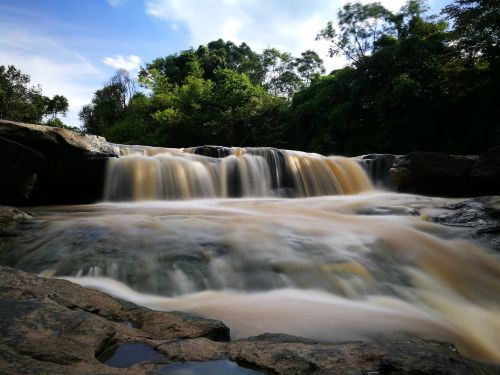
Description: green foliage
79,69,135,135
79,1,498,154
443,0,500,65
88,40,315,147
316,2,393,63
46,95,69,120
290,0,499,155
0,65,58,124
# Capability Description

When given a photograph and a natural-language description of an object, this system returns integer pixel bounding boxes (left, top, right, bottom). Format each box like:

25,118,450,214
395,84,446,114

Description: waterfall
104,145,372,201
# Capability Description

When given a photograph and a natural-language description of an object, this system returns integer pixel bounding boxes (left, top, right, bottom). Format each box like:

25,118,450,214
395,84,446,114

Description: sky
0,0,452,128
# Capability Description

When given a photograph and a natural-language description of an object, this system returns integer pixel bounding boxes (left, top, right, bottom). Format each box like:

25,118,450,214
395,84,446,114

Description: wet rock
0,136,47,204
432,196,500,251
0,119,117,205
389,151,477,196
153,334,499,375
354,153,397,188
0,265,229,375
470,146,500,195
189,145,233,158
226,335,498,375
0,205,32,237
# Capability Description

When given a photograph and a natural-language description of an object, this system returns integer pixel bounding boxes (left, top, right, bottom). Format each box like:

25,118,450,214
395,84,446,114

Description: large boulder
0,136,47,203
0,265,498,374
389,151,478,196
470,146,500,195
354,153,397,188
0,120,117,204
0,265,229,375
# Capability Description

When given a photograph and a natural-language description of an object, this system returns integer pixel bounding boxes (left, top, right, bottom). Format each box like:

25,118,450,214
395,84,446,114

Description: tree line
1,0,498,155
0,65,71,129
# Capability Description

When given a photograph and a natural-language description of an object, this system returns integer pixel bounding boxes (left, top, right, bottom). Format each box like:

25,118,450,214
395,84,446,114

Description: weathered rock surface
432,196,500,252
188,145,233,158
470,146,500,193
389,151,477,196
354,154,397,188
1,266,498,374
0,119,117,205
0,265,229,375
0,136,47,204
0,205,32,238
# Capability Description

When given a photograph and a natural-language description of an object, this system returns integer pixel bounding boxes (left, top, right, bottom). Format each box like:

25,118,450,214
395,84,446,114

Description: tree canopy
5,0,496,156
0,65,70,128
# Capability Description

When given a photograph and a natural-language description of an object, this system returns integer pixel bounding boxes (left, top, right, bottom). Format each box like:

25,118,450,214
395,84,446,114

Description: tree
443,0,500,65
261,48,302,97
288,0,499,155
79,70,135,135
295,50,326,85
46,95,69,120
316,2,392,63
0,65,51,123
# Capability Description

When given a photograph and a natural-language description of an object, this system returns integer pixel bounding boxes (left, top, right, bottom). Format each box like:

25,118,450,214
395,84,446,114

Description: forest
1,0,498,155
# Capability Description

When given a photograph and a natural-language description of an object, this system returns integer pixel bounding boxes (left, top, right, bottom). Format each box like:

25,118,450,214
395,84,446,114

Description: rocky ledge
0,265,498,375
357,147,500,196
0,119,117,205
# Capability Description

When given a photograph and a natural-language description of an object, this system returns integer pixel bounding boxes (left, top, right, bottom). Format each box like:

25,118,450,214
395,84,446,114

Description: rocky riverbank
0,119,117,205
1,265,498,375
357,148,500,196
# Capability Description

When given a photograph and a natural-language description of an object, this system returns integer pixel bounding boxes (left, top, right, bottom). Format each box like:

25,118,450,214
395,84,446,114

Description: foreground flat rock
0,119,117,205
0,266,498,374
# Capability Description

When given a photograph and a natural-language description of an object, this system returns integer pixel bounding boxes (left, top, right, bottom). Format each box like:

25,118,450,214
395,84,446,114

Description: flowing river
1,146,499,364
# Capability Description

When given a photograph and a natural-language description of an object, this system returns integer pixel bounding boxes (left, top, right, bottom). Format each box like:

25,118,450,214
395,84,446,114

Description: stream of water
1,146,499,364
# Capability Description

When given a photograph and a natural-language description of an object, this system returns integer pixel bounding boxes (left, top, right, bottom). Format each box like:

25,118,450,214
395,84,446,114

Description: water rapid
1,146,499,364
104,145,372,200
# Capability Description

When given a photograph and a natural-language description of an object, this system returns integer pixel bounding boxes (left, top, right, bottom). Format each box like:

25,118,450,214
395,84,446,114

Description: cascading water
104,145,372,200
1,145,499,364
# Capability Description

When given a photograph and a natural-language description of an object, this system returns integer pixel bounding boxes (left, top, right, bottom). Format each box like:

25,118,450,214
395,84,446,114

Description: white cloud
102,55,141,72
0,23,105,128
145,0,407,72
107,0,127,7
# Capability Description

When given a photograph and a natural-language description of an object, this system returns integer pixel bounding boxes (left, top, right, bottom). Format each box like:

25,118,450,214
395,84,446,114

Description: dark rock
0,136,47,204
226,336,499,375
0,265,229,374
432,196,500,251
389,151,477,196
355,154,397,188
0,119,117,205
0,205,32,237
158,335,499,375
470,146,500,195
189,145,234,158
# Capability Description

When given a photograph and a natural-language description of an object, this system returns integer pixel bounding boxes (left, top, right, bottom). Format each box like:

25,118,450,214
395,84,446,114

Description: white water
3,146,499,364
7,192,497,363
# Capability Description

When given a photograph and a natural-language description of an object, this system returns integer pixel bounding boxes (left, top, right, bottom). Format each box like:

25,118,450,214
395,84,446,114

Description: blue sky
0,0,452,127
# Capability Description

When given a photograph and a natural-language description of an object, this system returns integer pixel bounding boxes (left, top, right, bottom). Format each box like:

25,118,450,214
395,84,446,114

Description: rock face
354,153,397,188
0,136,47,203
1,265,498,374
470,146,500,194
0,265,229,375
388,151,477,196
0,120,117,205
432,196,500,252
382,147,500,196
0,205,32,238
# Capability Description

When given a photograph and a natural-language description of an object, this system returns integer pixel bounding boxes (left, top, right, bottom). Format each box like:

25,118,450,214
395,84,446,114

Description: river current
1,147,499,363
